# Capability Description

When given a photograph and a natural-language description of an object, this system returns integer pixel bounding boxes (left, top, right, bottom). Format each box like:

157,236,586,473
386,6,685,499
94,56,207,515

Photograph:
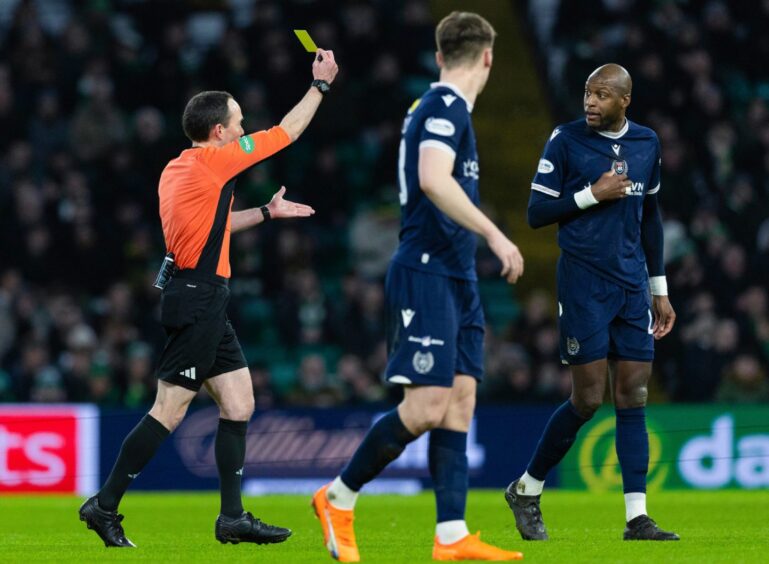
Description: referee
79,49,338,548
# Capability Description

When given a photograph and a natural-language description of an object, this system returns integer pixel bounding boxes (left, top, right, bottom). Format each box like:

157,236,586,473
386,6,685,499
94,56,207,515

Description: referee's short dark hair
435,12,496,69
182,91,233,142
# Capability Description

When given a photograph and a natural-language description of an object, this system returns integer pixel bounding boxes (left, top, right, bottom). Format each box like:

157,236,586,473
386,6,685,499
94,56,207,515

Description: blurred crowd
527,0,769,402
0,0,765,409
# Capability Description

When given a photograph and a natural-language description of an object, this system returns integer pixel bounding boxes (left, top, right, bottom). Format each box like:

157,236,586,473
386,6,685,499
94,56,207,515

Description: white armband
574,185,599,209
649,276,668,296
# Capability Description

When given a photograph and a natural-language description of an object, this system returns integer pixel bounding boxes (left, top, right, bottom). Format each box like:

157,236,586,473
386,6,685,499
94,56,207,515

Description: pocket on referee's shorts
160,281,214,329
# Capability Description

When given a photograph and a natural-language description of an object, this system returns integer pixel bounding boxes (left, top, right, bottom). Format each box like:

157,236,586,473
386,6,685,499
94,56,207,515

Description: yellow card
293,29,318,52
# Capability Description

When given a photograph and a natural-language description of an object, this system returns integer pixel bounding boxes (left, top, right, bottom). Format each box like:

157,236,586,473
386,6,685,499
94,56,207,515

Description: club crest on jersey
566,337,580,356
612,160,628,175
412,351,434,374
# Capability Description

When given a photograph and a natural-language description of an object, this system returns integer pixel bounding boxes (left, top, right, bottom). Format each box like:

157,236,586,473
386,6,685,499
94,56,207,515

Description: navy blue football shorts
384,261,485,387
557,254,654,365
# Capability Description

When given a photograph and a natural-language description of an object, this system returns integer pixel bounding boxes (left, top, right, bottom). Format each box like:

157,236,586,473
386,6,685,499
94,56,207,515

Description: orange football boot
433,532,524,561
312,483,360,562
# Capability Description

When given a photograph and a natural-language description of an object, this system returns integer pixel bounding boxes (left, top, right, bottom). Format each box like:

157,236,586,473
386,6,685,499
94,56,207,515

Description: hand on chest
573,140,654,197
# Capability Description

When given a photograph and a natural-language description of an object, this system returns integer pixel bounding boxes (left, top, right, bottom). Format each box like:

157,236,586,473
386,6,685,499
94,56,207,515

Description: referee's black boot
504,480,549,540
215,511,292,545
623,515,680,541
79,496,136,547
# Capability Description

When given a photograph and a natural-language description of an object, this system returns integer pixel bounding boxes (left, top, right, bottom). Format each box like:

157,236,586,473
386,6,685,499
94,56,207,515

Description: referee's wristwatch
312,79,330,95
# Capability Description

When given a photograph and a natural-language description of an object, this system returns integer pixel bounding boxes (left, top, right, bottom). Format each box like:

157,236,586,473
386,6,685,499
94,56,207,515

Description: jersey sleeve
417,99,469,161
530,127,567,198
641,192,664,276
646,136,661,195
200,126,291,184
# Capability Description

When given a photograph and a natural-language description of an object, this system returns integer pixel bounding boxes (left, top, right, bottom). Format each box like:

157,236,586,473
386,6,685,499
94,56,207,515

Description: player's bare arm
279,49,338,141
230,186,315,233
419,146,524,283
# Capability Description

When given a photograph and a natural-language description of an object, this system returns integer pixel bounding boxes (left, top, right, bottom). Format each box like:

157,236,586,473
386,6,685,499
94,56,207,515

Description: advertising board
0,404,99,494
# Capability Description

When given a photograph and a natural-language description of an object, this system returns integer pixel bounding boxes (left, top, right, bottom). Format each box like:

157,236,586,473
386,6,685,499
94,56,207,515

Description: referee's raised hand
313,48,338,84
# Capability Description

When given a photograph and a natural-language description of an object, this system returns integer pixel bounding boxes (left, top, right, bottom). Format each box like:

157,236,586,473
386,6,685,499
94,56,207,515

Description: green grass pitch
3,490,768,562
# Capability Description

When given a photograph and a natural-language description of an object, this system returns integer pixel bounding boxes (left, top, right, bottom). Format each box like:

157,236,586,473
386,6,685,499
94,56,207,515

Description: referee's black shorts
155,273,247,392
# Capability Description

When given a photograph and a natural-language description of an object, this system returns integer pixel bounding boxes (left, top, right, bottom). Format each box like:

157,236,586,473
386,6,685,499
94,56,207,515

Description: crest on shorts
566,337,580,356
412,351,434,375
612,160,628,175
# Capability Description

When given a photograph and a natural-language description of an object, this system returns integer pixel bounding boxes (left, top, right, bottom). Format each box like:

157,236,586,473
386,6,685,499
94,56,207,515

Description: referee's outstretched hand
488,230,524,284
267,186,315,220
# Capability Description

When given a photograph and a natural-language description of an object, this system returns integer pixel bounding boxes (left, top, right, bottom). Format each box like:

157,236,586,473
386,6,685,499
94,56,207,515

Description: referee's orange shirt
158,126,291,279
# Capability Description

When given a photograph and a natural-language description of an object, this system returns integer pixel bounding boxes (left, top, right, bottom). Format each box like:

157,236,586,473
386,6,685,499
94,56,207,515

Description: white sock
436,520,470,545
624,492,647,522
326,476,359,510
517,471,544,496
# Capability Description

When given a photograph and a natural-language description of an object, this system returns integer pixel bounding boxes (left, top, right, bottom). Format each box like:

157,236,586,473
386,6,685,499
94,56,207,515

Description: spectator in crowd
249,364,276,410
716,353,769,403
122,341,155,408
335,354,385,404
286,354,343,407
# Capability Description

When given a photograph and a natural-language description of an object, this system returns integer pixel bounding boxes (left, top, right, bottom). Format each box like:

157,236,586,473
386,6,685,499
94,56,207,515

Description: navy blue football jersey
391,82,480,281
530,119,661,289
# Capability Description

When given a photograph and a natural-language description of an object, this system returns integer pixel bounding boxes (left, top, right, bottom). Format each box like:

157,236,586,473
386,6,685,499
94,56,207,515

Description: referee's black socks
216,418,248,518
98,414,170,511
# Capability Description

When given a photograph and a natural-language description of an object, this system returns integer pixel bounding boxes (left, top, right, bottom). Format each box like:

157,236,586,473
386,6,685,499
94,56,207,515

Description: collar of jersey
431,81,473,112
595,118,629,139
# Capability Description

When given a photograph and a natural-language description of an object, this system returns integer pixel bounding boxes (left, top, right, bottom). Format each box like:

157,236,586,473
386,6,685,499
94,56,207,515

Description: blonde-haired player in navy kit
312,11,525,562
505,64,679,542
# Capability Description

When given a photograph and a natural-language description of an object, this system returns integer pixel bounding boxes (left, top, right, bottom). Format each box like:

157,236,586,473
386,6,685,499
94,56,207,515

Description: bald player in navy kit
505,64,680,542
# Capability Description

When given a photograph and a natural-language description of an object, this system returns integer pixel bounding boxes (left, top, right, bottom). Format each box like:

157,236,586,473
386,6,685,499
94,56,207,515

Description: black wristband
260,205,271,222
312,79,330,95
